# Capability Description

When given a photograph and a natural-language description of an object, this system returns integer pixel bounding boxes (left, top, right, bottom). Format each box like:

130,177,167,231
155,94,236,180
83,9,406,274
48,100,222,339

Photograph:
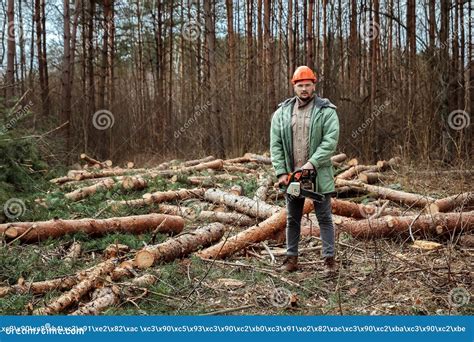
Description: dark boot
322,256,338,276
279,255,298,272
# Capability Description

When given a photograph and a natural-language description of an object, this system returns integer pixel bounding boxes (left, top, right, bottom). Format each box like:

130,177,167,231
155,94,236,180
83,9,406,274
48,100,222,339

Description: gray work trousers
285,193,335,257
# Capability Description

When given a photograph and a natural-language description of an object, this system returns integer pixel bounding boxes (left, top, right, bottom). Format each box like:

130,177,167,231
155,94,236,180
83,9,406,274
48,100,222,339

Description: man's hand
277,174,289,187
302,161,315,170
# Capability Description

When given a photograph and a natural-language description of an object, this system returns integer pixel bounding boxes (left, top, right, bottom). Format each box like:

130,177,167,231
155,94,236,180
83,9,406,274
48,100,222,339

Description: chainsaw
278,169,325,202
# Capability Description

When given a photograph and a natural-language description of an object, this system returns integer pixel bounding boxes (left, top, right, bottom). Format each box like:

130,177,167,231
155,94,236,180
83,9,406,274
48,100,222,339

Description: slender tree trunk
6,0,15,100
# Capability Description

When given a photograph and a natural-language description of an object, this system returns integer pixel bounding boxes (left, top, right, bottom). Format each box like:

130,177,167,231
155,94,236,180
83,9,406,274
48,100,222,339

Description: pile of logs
0,152,472,315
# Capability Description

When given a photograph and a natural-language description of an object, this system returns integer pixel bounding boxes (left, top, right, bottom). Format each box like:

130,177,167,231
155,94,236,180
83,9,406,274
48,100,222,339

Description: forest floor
0,155,472,316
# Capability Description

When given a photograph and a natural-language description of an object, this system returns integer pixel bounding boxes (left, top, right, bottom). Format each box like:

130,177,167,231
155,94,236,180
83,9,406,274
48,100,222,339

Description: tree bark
204,188,280,219
428,192,474,214
339,211,474,239
134,223,225,268
65,178,115,201
6,0,15,99
33,258,117,315
196,200,313,259
0,214,184,242
335,179,435,208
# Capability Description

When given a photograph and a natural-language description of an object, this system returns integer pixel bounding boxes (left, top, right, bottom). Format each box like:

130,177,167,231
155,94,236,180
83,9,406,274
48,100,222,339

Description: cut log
204,188,281,219
358,172,387,184
134,223,225,268
230,185,243,196
336,164,385,180
376,157,401,170
33,258,117,315
196,199,313,259
338,211,474,239
64,241,82,264
80,153,109,168
253,174,273,201
65,178,115,201
52,159,224,185
143,188,205,205
223,164,258,174
70,286,120,315
197,211,255,226
226,153,272,165
331,198,403,218
335,179,434,208
0,270,91,298
103,243,130,258
243,153,272,164
347,158,359,166
109,198,147,211
427,192,474,213
155,204,195,218
154,203,253,226
331,153,347,164
0,214,184,242
182,156,215,167
121,176,147,191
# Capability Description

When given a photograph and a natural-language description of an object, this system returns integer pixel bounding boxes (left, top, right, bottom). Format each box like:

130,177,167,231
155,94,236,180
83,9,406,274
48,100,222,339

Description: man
270,65,340,273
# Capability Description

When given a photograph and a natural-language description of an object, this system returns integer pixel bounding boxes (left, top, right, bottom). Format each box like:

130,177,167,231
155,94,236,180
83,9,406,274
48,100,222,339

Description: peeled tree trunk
65,178,115,201
134,223,225,268
154,203,254,226
336,179,434,208
0,214,184,242
182,156,215,167
338,211,474,238
52,159,224,184
143,188,205,204
196,199,314,259
253,174,273,201
204,188,280,219
33,258,117,315
69,286,120,315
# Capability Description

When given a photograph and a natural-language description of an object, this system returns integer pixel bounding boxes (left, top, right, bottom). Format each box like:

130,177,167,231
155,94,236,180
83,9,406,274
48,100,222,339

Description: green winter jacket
270,96,340,194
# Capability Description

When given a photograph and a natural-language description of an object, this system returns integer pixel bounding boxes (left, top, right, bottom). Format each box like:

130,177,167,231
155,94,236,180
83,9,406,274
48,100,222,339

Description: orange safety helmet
291,66,317,84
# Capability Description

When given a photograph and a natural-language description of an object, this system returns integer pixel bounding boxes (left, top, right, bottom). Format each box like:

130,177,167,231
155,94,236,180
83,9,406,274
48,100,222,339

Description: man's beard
298,91,314,100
